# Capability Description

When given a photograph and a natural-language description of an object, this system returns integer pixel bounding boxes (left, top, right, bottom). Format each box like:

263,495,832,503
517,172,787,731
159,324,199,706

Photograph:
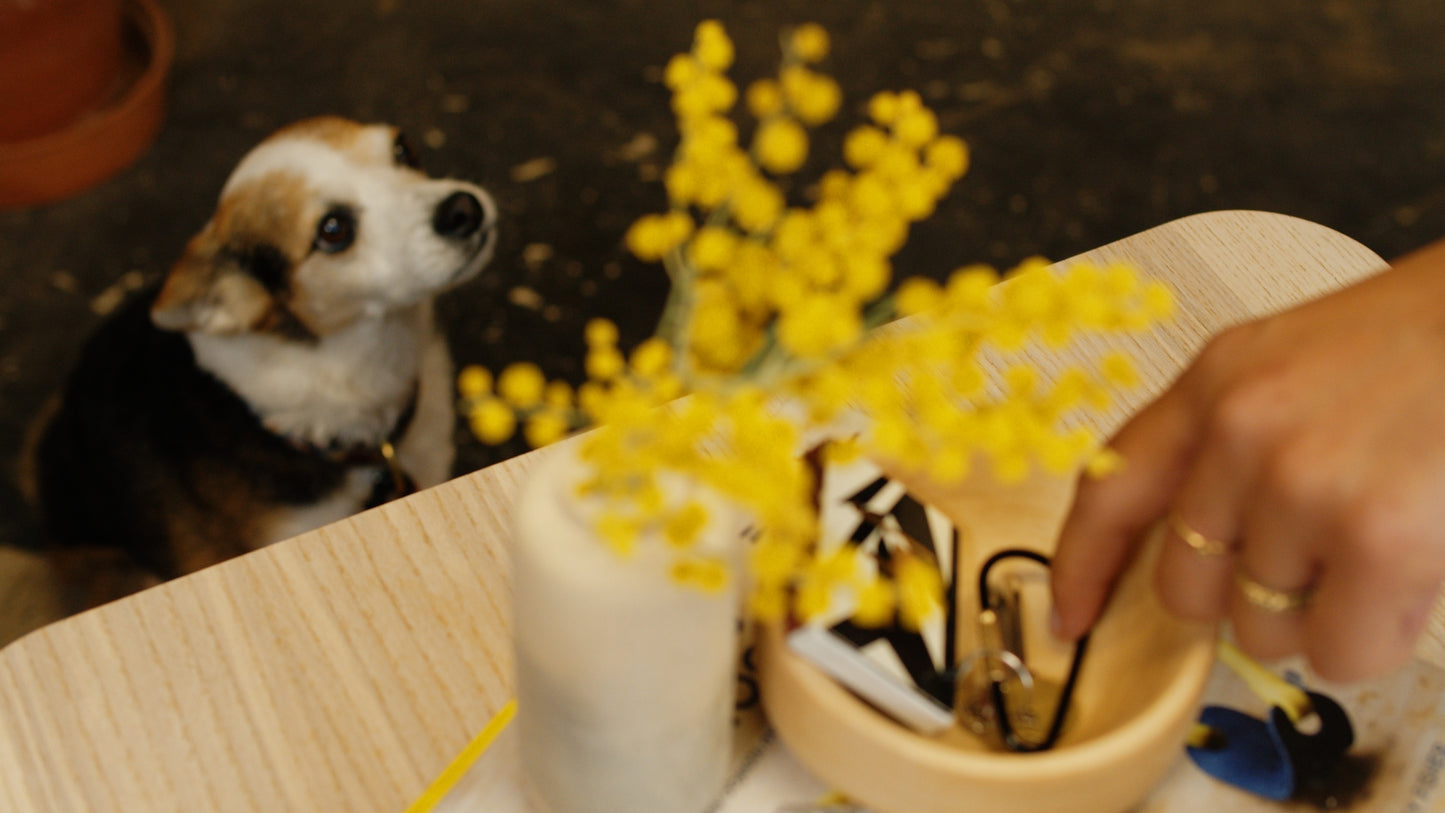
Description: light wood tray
0,212,1413,812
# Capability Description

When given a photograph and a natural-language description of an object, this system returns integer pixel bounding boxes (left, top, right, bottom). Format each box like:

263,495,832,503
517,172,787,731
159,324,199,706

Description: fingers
1153,429,1254,622
1154,509,1236,624
1050,384,1198,640
1302,558,1437,682
1228,486,1316,661
1051,244,1445,679
1171,411,1443,679
1299,472,1445,680
1231,517,1439,682
1225,364,1445,677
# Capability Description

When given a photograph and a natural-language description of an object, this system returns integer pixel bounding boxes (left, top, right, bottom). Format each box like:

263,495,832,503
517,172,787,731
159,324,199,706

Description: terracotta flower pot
0,0,174,208
0,0,126,142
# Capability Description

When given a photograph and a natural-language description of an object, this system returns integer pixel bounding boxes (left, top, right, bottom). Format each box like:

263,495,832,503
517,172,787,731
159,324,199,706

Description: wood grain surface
0,211,1419,812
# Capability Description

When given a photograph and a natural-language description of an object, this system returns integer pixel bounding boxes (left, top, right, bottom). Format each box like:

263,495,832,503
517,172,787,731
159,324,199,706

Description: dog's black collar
284,382,421,507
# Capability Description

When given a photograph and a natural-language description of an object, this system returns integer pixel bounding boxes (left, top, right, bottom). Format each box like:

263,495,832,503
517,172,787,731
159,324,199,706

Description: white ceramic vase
511,443,745,813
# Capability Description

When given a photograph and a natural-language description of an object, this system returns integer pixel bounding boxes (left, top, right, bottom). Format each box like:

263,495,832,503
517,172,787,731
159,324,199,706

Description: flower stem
654,246,693,348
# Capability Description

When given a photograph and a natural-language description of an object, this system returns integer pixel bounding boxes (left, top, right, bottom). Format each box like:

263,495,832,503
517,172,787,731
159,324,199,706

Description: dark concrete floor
3,0,1445,641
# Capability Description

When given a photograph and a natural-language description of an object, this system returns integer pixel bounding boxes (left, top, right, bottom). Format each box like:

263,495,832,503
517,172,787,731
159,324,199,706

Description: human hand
1051,239,1445,682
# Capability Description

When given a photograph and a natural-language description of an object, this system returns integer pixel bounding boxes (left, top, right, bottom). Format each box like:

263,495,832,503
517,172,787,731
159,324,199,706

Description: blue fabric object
1186,705,1296,801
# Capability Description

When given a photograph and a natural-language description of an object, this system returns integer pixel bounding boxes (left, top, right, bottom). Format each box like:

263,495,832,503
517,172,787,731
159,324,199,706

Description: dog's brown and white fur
32,117,497,607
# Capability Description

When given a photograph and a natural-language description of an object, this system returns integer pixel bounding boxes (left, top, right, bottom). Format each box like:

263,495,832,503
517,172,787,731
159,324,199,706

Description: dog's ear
151,241,275,334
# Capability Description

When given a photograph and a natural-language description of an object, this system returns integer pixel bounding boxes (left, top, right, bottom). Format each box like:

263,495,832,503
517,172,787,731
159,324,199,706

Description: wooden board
0,211,1408,812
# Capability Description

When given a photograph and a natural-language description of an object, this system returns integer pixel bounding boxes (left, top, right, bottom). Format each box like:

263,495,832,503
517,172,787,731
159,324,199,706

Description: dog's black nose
433,191,485,239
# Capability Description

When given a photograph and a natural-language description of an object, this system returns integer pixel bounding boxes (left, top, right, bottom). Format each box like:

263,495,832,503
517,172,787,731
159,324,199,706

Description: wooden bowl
757,471,1216,813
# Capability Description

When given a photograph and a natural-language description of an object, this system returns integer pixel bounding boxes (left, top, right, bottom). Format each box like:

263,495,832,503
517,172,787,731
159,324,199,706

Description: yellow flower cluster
459,361,573,448
458,21,1172,629
827,259,1173,486
624,20,969,377
786,544,941,631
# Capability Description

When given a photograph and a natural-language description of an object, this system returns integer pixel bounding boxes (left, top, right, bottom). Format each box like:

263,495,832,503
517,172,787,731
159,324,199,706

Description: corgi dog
31,117,498,608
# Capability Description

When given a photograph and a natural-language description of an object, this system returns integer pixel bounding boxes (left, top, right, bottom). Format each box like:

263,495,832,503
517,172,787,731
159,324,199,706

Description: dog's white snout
428,183,498,289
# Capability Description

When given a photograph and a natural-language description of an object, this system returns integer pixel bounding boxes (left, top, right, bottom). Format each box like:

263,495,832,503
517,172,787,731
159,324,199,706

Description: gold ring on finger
1235,569,1314,614
1167,513,1232,557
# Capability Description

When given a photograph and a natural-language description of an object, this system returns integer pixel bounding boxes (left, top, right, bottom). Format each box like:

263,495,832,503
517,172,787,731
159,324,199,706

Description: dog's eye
314,209,356,253
392,133,420,169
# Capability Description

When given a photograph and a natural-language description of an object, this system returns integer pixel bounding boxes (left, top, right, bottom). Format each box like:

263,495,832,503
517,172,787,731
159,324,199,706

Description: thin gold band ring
1235,570,1314,613
1167,513,1232,557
